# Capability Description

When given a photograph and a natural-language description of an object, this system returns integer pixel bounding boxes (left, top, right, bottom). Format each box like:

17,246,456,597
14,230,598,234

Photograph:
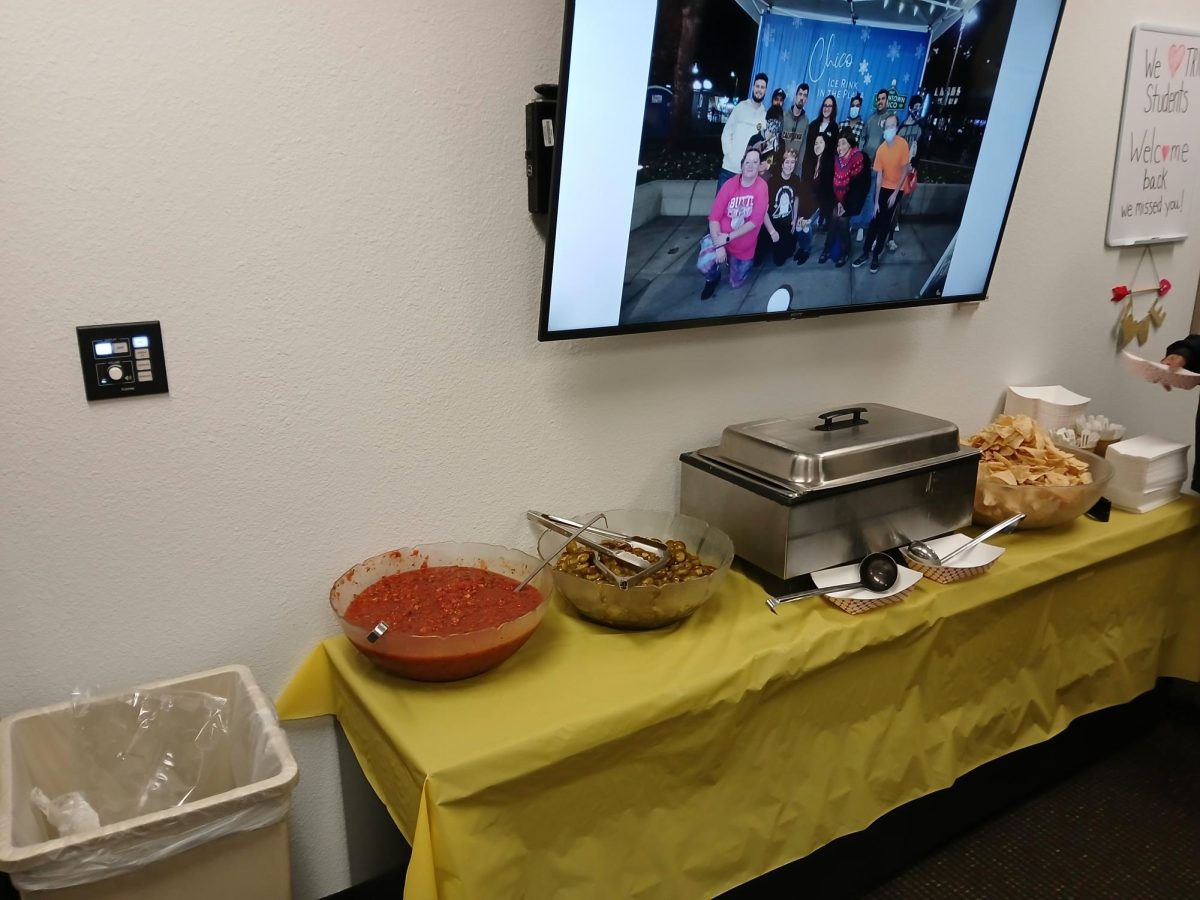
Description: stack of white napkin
1104,435,1191,513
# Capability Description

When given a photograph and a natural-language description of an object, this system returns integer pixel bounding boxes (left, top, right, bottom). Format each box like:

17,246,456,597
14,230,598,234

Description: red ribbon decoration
1111,279,1171,302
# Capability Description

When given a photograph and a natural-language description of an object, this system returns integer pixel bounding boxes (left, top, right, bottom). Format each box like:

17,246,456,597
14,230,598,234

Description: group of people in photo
700,72,925,300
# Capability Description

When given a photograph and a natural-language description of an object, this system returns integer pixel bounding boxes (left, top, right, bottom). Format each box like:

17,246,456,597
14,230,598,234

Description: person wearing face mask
839,94,868,250
700,147,769,300
719,73,769,191
888,94,925,251
854,89,892,243
853,113,909,274
838,93,865,147
1160,334,1200,492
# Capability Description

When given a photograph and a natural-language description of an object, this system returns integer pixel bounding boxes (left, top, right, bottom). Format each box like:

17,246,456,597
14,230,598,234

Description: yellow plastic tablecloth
278,499,1200,900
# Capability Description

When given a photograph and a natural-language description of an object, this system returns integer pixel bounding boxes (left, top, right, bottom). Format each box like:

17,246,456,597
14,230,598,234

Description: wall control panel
76,321,169,401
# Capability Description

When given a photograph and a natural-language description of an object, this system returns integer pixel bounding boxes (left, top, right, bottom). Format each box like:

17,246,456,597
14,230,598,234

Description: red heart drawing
1162,145,1173,160
1158,278,1172,297
1111,285,1130,301
1168,43,1185,77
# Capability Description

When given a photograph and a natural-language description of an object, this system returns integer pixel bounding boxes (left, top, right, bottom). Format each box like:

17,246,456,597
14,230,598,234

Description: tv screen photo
540,0,1065,340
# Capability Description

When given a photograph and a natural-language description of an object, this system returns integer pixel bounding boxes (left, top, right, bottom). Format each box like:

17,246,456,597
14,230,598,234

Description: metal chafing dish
679,404,980,580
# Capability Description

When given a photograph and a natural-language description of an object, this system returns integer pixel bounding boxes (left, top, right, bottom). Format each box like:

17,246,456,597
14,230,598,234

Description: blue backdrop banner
751,13,929,116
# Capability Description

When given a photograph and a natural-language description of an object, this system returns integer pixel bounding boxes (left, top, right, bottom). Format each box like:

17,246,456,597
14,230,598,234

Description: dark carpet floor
862,709,1200,899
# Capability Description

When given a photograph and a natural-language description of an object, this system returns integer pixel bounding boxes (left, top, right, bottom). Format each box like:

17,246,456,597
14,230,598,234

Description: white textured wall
2,2,1198,897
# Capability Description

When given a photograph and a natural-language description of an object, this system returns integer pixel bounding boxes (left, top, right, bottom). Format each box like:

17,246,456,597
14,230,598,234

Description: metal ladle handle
765,580,864,614
939,512,1025,565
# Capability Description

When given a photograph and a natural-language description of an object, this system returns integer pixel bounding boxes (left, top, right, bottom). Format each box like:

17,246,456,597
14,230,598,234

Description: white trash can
0,665,298,900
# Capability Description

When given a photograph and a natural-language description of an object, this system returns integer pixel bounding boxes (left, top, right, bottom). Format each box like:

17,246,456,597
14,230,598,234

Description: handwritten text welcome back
1118,40,1196,223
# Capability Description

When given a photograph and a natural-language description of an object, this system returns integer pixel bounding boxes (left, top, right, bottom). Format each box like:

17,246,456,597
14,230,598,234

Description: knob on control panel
107,364,125,381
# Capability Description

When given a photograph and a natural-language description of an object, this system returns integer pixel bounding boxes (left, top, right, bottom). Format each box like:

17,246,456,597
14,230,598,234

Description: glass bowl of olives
536,509,734,630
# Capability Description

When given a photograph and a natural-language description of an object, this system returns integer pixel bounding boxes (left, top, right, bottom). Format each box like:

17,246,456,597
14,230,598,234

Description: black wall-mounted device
525,84,558,214
76,321,169,401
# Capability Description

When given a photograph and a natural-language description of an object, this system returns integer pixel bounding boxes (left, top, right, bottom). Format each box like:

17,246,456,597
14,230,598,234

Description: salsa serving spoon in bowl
765,552,899,614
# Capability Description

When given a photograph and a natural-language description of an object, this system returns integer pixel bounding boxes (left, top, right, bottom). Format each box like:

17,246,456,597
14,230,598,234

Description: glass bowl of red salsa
536,510,735,630
330,542,554,682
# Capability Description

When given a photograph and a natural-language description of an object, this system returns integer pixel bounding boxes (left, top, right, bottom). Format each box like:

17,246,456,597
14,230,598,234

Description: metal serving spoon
904,512,1025,568
765,552,899,614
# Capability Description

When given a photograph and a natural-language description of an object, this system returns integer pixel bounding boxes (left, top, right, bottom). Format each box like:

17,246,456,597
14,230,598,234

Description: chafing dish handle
681,452,803,501
814,407,869,432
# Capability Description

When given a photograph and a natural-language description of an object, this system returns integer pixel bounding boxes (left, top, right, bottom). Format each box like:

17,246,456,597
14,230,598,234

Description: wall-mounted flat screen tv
539,0,1066,340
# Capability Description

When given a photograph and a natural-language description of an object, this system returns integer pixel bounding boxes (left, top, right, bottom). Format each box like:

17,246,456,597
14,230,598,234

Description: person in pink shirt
700,147,769,300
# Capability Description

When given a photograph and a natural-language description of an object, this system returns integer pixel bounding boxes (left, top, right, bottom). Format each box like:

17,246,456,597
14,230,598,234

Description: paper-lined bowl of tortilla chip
965,415,1113,529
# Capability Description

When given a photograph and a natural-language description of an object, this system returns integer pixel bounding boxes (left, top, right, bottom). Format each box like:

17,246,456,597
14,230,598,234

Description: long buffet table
277,498,1200,900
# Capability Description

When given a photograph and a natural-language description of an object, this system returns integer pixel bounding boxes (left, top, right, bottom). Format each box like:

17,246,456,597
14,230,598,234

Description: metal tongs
527,511,671,590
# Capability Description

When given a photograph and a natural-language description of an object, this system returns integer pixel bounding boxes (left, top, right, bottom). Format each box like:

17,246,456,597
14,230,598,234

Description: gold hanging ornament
1117,299,1153,347
1112,247,1171,350
1148,297,1166,328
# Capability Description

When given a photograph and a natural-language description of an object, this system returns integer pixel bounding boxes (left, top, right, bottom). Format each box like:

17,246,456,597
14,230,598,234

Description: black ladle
765,552,899,614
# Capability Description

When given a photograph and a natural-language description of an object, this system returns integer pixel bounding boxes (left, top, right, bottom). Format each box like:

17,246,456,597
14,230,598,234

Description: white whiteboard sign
1106,24,1200,246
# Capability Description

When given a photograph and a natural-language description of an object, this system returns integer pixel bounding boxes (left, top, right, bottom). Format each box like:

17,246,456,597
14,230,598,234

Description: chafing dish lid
709,404,965,489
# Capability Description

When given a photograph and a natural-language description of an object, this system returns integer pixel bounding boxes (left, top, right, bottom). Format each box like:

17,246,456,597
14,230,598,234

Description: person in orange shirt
852,113,909,274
